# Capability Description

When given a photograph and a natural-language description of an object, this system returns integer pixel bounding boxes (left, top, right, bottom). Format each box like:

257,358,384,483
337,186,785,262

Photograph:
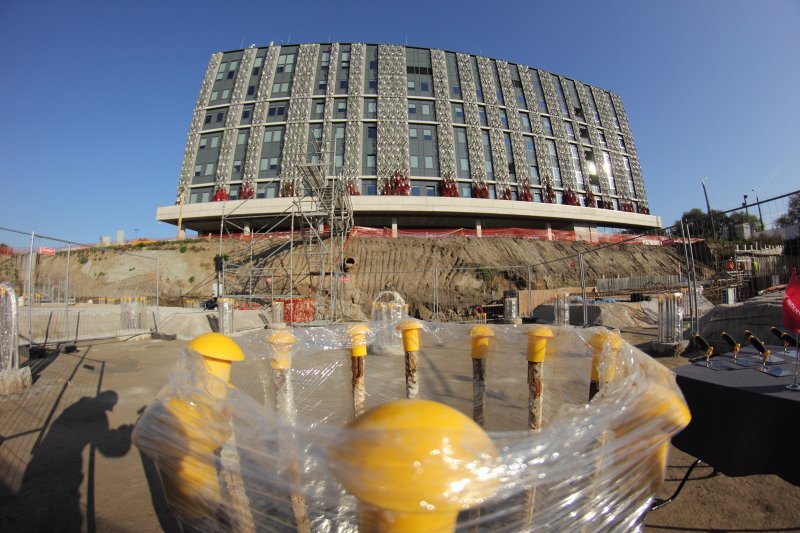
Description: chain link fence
0,227,161,350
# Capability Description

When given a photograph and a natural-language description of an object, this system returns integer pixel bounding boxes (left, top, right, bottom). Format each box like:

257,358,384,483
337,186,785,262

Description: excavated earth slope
8,236,700,321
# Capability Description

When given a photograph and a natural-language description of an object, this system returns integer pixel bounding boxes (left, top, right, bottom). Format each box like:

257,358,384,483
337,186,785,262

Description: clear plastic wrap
1,282,18,372
1,282,31,395
133,321,689,532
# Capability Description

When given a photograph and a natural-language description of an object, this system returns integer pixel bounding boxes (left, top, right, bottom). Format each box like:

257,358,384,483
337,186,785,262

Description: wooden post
267,330,310,533
588,331,623,401
397,319,423,399
526,326,553,431
349,324,369,418
469,325,493,428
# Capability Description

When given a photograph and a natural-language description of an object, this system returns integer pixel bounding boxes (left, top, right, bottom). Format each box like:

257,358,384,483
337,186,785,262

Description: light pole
751,189,765,231
701,177,715,237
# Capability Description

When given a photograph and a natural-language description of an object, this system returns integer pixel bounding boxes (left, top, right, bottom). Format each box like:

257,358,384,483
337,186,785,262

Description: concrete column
475,219,482,238
391,217,398,239
546,223,553,241
244,225,251,236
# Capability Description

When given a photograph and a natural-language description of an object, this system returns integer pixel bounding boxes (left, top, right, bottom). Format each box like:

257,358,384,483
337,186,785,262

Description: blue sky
1,0,798,246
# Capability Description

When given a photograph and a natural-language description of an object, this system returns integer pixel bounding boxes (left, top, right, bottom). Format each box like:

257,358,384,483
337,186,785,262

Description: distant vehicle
202,297,218,310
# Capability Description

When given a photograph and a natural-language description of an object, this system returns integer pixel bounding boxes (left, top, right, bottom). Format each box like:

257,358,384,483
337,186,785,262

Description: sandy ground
1,327,799,532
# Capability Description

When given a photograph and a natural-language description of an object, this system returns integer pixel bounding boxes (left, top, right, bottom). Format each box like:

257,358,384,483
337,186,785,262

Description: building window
267,103,286,122
531,70,548,113
260,126,283,178
525,137,540,184
478,106,487,126
409,125,438,176
452,104,465,123
570,144,584,190
619,136,627,152
504,133,515,181
579,126,591,145
607,93,621,131
364,99,377,119
565,79,584,121
554,77,569,115
471,57,484,102
587,88,602,125
454,127,470,179
565,122,575,141
482,131,493,180
519,112,532,133
311,100,325,120
499,109,508,129
247,85,255,96
492,61,504,104
513,79,526,108
542,117,553,136
237,132,247,145
272,82,289,96
335,99,347,118
216,62,227,80
623,156,636,197
546,140,561,187
602,151,617,194
599,131,607,148
276,53,295,73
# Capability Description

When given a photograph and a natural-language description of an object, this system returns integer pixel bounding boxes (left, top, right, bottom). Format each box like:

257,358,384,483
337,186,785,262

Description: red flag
784,269,800,333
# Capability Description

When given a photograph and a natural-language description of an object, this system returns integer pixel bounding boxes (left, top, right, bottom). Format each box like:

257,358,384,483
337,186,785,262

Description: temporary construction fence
0,226,161,349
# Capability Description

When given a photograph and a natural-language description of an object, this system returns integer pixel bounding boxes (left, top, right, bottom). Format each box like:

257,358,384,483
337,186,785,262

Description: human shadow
0,390,133,532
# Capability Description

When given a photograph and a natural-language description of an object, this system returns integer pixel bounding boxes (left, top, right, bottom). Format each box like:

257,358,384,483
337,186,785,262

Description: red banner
38,247,55,256
783,270,800,333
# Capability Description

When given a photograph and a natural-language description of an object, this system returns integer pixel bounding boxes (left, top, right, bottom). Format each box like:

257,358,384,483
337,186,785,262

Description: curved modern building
157,43,660,234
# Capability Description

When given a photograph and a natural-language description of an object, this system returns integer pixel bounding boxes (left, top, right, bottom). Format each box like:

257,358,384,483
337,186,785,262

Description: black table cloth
671,360,800,485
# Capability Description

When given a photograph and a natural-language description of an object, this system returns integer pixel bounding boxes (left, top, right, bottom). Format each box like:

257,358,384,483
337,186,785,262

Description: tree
777,193,800,227
673,208,729,239
729,212,763,232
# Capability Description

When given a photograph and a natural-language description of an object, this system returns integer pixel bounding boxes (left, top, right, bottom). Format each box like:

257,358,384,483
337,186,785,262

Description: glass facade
180,43,647,216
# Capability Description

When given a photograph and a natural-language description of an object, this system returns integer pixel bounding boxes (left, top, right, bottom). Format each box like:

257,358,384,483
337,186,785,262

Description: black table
671,360,800,486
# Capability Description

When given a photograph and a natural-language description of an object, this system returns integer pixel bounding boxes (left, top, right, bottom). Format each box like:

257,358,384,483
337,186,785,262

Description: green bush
188,276,195,284
179,244,188,253
476,267,496,282
78,255,88,265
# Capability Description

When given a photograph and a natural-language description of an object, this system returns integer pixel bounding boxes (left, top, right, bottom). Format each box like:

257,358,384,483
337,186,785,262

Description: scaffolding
219,138,353,324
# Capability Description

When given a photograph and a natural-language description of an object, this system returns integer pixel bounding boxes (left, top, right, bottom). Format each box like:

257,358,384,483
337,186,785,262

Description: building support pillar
476,219,482,238
391,217,398,239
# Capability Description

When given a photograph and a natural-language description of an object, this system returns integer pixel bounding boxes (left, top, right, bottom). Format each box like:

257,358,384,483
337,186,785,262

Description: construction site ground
1,326,798,532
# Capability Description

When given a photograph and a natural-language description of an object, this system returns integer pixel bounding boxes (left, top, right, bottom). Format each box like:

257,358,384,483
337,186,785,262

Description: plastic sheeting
0,282,18,372
134,322,689,532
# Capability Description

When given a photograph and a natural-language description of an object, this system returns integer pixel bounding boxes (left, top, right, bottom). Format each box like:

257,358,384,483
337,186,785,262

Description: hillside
5,236,700,321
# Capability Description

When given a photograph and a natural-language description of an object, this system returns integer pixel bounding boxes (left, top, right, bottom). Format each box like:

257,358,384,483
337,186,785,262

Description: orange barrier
349,226,691,245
